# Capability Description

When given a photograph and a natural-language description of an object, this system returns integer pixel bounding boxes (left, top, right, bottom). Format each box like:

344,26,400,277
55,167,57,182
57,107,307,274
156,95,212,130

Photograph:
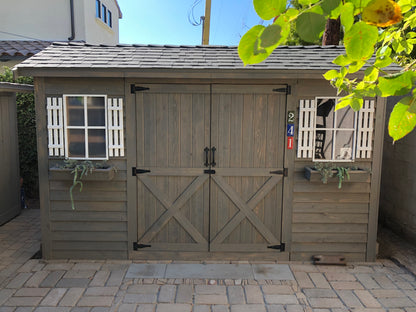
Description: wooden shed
14,42,386,261
0,82,33,225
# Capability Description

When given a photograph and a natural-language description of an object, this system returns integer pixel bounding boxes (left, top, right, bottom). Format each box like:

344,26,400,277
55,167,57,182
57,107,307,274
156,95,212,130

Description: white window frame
63,94,108,160
312,97,358,162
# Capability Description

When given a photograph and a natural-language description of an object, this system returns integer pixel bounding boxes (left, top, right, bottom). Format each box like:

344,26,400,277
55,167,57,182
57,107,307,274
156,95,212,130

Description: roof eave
15,67,354,80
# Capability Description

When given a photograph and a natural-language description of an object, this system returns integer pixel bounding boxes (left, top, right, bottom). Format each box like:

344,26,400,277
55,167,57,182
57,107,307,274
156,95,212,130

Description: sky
118,0,265,46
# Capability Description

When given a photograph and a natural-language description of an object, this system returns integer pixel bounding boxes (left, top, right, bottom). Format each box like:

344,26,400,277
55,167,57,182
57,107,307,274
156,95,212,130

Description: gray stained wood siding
40,78,127,259
0,92,21,225
380,96,416,242
291,94,384,262
35,76,384,261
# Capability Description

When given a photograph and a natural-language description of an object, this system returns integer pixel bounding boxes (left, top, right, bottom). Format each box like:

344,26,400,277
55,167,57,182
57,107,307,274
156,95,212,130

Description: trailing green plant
313,163,358,188
0,67,38,199
59,160,112,210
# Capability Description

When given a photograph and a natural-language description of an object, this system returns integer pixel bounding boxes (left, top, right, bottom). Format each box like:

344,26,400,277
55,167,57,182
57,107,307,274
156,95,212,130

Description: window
108,10,112,27
96,1,112,27
102,5,107,24
313,97,357,162
64,95,108,160
96,0,101,18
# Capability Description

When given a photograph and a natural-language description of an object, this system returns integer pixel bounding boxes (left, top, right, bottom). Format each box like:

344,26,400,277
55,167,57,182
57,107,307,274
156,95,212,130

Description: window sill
304,166,371,183
49,166,115,181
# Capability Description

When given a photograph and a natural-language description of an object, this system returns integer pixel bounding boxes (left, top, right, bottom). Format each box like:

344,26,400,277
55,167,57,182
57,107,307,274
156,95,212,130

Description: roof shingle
16,42,347,71
0,40,51,58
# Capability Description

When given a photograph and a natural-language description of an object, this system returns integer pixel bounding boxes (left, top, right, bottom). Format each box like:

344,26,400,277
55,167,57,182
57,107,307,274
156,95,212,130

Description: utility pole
202,0,211,45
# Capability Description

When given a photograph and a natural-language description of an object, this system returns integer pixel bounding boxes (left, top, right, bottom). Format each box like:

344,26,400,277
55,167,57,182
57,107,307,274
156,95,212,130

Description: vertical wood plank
127,81,138,257
35,78,52,258
58,98,64,156
367,97,386,261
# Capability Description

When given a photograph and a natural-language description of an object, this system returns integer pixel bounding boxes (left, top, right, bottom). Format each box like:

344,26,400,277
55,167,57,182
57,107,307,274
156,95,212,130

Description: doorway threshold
126,263,294,280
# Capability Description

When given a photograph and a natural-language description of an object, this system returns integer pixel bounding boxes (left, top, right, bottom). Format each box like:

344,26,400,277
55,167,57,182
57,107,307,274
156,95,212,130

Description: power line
0,30,44,41
188,0,204,26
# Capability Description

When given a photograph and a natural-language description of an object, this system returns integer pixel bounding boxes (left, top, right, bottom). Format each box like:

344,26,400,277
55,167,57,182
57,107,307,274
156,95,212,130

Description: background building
0,0,122,44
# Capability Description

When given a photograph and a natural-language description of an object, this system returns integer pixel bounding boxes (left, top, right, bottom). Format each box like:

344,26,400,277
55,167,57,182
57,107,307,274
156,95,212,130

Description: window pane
102,5,107,23
68,129,85,157
336,106,355,129
96,0,101,18
108,10,112,27
87,96,105,126
88,129,106,158
334,130,354,160
315,129,333,160
67,96,84,126
316,98,335,128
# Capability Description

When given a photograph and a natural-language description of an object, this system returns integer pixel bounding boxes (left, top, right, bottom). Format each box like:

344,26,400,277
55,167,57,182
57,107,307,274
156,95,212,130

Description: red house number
287,137,294,149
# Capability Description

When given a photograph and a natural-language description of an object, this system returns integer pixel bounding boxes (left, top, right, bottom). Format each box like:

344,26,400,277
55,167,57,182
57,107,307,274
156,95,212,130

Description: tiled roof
16,42,347,71
0,41,51,58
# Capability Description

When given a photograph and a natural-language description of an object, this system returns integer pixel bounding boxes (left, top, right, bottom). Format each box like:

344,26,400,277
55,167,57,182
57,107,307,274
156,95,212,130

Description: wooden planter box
49,167,115,181
304,166,371,183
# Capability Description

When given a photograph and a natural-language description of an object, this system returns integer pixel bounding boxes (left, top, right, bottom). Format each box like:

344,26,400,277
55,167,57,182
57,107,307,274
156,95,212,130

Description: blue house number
287,124,295,137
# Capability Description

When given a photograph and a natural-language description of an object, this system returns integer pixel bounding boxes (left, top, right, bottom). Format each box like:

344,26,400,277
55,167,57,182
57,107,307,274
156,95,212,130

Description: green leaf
260,24,282,48
238,25,268,66
286,8,300,19
374,56,393,68
344,22,378,61
340,2,355,31
350,97,363,111
336,96,363,111
274,15,291,42
336,97,352,110
253,0,287,20
388,96,416,141
298,0,321,6
364,66,379,82
351,0,372,10
333,54,352,66
378,71,415,96
296,12,327,42
323,69,339,80
349,61,366,73
398,0,412,13
321,0,342,17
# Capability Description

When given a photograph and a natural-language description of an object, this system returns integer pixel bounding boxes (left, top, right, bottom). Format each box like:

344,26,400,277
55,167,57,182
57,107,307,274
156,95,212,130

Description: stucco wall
380,96,416,242
0,0,119,44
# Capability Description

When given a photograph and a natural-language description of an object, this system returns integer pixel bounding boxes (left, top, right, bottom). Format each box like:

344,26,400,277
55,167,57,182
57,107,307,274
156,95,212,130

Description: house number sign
287,111,295,150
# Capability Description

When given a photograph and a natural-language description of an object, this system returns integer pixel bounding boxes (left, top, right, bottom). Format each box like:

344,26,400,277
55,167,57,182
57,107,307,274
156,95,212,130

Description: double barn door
134,84,286,253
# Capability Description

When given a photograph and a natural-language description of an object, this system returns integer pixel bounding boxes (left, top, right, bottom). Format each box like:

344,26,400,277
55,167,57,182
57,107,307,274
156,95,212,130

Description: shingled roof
0,40,51,58
16,42,346,71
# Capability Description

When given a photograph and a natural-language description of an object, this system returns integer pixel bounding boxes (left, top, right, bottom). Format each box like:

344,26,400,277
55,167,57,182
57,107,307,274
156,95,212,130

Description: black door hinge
267,243,285,251
131,84,150,94
270,168,288,177
204,169,216,174
132,168,151,176
133,242,151,250
273,85,291,95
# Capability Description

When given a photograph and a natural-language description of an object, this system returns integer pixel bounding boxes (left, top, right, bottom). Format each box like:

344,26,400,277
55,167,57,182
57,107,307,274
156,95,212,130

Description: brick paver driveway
0,209,415,311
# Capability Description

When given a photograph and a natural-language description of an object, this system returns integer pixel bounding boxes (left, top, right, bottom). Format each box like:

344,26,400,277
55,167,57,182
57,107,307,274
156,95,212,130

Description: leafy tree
0,68,38,199
239,0,416,141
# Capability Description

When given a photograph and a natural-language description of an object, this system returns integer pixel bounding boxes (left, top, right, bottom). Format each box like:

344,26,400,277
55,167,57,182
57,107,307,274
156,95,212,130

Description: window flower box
49,166,115,181
304,166,371,184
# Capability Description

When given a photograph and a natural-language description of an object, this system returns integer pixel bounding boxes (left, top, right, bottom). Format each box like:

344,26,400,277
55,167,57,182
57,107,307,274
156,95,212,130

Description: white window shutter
108,97,124,157
47,97,64,157
297,99,316,159
356,99,375,159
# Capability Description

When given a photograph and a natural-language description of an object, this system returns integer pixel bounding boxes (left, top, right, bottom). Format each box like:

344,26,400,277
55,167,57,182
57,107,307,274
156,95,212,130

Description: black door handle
204,147,210,167
211,147,216,167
